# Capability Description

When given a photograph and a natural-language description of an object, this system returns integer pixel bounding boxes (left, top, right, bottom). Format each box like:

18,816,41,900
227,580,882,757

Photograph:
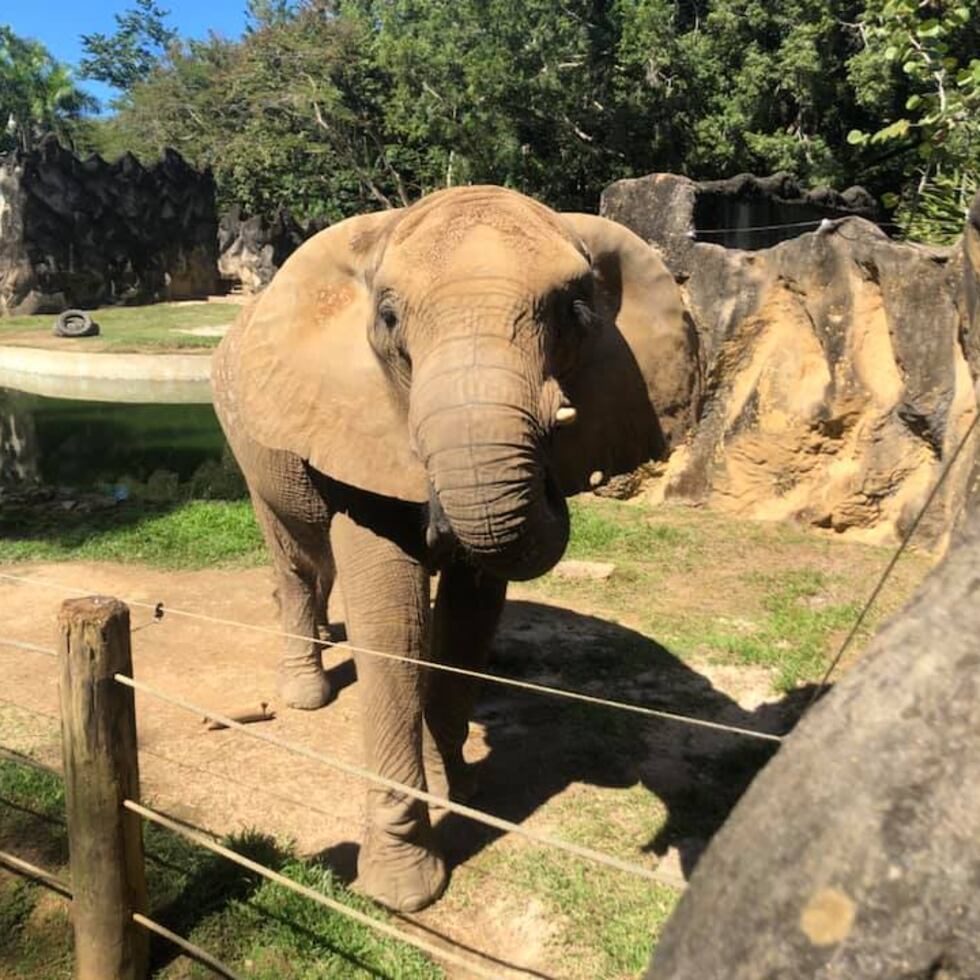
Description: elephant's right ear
550,213,700,495
223,209,430,503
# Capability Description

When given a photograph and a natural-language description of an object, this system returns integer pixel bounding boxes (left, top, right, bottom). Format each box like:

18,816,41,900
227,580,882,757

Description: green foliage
79,0,178,93
0,27,96,153
660,0,871,182
99,0,927,218
846,0,980,240
246,0,299,31
900,166,979,243
3,0,974,236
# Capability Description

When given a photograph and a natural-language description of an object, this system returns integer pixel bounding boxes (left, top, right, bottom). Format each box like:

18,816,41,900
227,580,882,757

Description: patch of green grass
0,500,265,569
0,761,442,979
0,762,75,979
0,875,72,979
466,784,677,979
566,498,692,560
528,498,927,692
0,302,239,351
686,570,860,690
0,762,65,821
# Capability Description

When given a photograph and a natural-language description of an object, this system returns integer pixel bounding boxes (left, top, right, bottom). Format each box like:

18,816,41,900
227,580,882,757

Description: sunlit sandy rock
603,174,978,549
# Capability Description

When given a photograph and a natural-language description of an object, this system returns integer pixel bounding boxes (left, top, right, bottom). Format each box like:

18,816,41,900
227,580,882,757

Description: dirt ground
0,535,925,977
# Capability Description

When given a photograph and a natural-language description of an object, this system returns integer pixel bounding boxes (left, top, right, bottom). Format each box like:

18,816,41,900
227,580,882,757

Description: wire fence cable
114,672,674,887
810,408,980,705
0,850,242,980
0,638,683,878
0,745,61,777
132,913,244,980
0,637,57,658
126,799,514,980
0,849,72,898
689,216,900,236
0,576,780,744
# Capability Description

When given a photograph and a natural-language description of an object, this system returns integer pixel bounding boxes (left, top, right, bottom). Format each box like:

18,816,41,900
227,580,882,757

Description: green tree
80,0,178,93
92,0,973,235
0,26,96,153
847,0,980,241
101,5,390,218
246,0,297,31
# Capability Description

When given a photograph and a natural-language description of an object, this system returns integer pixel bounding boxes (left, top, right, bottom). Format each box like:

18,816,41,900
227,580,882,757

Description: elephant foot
356,825,448,913
278,669,332,710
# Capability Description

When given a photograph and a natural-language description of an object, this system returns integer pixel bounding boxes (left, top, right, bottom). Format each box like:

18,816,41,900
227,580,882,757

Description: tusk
556,405,577,426
589,470,605,488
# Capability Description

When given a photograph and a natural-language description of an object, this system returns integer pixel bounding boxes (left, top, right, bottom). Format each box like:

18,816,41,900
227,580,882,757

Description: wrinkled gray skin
212,186,695,911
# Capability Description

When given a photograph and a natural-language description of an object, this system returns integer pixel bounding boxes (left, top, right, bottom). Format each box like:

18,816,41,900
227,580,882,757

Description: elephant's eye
378,303,399,331
571,298,597,332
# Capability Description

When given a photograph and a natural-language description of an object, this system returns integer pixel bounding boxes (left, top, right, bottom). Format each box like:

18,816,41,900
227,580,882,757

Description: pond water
0,385,244,501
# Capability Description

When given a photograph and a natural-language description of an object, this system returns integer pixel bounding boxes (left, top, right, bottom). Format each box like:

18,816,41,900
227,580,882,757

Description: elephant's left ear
223,208,430,503
553,213,700,495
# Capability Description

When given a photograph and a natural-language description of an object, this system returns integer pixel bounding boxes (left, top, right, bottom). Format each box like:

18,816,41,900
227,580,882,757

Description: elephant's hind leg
251,491,334,710
423,561,507,803
330,509,446,913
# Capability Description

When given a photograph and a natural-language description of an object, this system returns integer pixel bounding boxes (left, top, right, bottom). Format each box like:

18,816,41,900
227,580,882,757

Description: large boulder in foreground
646,499,980,979
0,136,218,315
644,190,980,979
603,174,977,547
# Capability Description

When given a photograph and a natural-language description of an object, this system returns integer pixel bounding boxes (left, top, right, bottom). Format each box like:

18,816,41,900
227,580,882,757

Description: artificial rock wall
217,206,329,294
0,136,218,315
603,173,978,546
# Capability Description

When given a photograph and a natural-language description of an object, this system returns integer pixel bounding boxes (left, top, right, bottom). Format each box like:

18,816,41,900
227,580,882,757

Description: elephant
211,185,699,912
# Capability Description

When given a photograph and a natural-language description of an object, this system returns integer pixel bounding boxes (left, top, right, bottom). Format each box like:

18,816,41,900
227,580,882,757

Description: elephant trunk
411,335,569,581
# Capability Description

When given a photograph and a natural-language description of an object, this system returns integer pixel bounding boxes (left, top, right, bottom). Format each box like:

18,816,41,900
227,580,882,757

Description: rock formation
0,389,39,485
952,191,980,528
685,171,878,251
645,496,980,979
602,174,977,546
0,136,218,315
644,213,980,968
217,206,328,293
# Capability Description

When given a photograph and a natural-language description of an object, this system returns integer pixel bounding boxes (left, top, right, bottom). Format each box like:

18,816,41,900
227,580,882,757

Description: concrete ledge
0,346,213,403
0,345,212,381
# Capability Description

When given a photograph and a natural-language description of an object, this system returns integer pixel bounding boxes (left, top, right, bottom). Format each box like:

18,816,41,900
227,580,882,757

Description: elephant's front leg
250,491,333,710
330,510,446,912
424,561,507,803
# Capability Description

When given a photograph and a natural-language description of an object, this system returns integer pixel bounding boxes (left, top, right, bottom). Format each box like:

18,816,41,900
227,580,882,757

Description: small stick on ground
203,702,275,730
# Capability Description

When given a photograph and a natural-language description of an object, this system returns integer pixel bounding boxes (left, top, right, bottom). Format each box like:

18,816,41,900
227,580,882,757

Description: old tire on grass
646,508,980,980
52,310,99,338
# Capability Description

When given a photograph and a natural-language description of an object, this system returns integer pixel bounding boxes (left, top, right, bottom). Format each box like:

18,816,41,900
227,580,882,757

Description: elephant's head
230,186,698,579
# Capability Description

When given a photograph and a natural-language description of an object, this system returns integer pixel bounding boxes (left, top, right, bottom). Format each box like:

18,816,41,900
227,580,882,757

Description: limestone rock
0,389,39,485
217,206,329,293
0,136,218,315
646,501,980,980
602,174,977,546
952,190,980,530
551,560,616,581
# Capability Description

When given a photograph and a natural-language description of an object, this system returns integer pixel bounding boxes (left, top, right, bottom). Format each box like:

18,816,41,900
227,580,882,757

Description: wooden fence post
58,596,149,980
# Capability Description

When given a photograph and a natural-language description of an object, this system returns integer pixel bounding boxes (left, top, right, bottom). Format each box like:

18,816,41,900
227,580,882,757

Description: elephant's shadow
323,598,815,885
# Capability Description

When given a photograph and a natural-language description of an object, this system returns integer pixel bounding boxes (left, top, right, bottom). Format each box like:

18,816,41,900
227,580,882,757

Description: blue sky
3,0,249,107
